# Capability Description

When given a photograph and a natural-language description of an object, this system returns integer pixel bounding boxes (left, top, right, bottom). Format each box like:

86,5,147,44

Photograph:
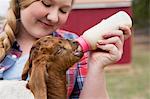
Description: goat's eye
59,41,62,44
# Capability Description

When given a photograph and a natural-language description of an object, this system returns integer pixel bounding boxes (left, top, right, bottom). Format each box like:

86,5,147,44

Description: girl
0,0,131,98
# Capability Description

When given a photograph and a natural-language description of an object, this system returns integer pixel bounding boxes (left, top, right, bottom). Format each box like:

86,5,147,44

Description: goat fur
0,36,83,99
22,36,83,99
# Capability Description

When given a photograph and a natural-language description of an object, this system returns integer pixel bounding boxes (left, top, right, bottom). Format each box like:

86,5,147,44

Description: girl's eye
59,8,71,14
41,0,52,7
59,9,67,14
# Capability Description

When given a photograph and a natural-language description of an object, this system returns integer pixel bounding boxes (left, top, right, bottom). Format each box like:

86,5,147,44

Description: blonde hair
0,0,36,61
0,0,74,61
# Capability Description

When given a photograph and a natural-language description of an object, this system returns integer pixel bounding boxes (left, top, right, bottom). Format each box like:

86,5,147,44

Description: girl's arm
80,64,109,99
79,26,131,99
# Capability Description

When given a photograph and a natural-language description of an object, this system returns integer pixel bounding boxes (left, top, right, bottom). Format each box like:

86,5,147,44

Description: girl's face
20,0,72,38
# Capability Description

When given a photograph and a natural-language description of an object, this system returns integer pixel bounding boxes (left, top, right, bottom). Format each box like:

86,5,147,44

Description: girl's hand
119,25,132,40
88,26,131,69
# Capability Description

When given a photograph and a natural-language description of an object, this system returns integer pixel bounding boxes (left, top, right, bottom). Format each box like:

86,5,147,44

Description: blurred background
0,0,149,99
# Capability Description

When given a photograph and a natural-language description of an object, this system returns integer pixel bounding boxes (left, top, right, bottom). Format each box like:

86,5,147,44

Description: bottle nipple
75,36,90,52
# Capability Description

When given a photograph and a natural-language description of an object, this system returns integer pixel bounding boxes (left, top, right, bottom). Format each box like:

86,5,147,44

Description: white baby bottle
75,11,132,52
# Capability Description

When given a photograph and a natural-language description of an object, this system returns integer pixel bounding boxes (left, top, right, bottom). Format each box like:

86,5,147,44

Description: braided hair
0,0,36,61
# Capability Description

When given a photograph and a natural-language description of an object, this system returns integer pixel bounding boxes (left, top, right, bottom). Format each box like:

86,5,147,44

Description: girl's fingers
97,36,123,54
119,25,131,40
102,30,124,43
97,44,122,61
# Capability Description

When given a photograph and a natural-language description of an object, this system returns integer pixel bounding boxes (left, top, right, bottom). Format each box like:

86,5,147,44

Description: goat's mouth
73,50,83,58
73,43,83,58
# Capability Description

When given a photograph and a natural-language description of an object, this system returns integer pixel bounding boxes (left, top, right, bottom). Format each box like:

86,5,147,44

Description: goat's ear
29,61,47,99
22,60,30,80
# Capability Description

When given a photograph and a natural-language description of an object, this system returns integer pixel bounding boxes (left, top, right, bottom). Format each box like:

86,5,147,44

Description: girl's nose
47,9,59,23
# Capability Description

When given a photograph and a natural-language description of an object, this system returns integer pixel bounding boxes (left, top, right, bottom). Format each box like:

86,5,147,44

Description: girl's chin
34,34,51,38
41,28,56,34
34,30,54,38
30,32,49,39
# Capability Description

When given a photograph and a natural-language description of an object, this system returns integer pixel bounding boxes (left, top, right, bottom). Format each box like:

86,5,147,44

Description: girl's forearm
79,64,110,99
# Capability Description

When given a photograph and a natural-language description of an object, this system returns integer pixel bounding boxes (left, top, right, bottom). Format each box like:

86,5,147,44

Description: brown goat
21,36,83,99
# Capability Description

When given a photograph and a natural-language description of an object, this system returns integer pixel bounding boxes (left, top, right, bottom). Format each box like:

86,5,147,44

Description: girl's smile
38,19,55,29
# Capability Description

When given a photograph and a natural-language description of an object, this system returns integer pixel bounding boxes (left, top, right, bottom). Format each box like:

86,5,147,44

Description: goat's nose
73,50,83,58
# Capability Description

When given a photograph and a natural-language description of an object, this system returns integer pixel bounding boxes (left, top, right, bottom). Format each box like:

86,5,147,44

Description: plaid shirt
0,29,89,99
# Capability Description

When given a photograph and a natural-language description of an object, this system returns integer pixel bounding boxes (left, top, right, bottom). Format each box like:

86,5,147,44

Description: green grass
105,45,150,99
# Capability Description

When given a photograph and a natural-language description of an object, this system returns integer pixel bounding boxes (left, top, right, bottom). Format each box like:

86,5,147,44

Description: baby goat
22,36,83,99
